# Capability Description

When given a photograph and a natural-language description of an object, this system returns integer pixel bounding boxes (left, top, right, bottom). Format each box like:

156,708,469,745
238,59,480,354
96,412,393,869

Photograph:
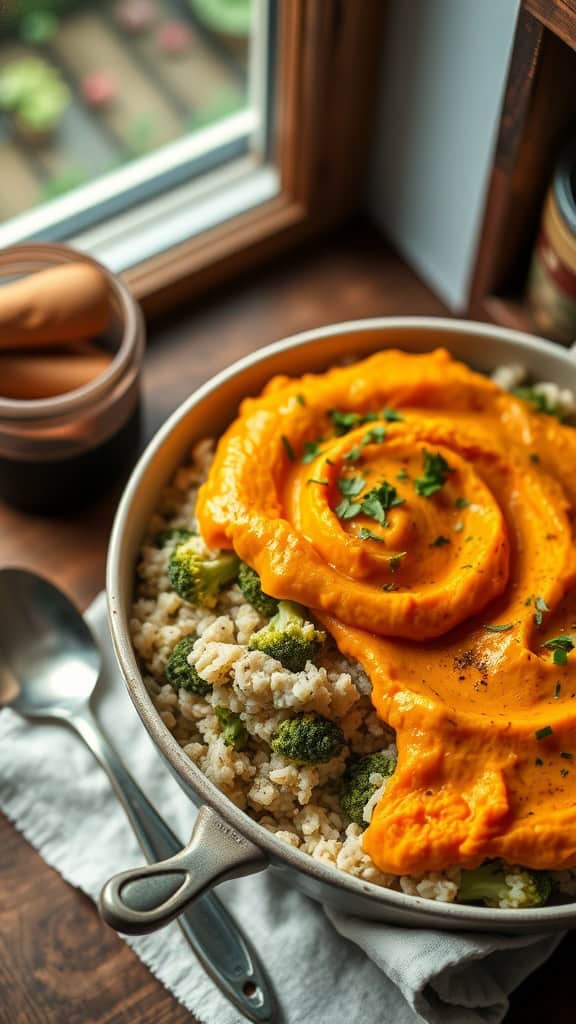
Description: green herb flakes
296,393,306,406
335,498,362,520
358,527,384,543
561,751,574,760
535,725,553,741
281,435,295,461
554,682,561,700
533,596,550,629
484,623,514,633
431,535,450,548
561,768,569,777
529,453,540,464
380,408,404,422
361,481,404,526
302,440,323,464
455,497,469,509
382,582,399,591
396,468,409,482
338,474,365,497
535,757,544,767
362,425,387,446
307,478,328,486
388,552,407,573
343,445,362,462
541,635,575,666
414,450,454,498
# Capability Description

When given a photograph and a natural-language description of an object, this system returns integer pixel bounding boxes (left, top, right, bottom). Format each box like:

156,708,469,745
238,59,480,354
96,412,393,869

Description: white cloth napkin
0,593,564,1024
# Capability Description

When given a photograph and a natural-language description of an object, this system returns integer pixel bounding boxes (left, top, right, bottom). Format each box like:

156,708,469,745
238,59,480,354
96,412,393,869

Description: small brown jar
0,244,145,513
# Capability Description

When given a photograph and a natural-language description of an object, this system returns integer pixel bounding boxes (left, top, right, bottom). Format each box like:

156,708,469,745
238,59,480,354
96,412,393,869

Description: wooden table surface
0,221,573,1023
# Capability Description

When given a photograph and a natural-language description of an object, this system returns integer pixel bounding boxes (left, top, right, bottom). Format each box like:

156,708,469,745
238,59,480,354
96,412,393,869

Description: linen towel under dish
0,593,563,1024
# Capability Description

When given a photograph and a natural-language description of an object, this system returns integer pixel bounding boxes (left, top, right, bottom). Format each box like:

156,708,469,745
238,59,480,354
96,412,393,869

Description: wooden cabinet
467,0,576,336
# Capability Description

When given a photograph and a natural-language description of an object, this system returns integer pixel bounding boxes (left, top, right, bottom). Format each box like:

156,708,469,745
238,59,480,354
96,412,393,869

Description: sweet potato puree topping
197,348,576,874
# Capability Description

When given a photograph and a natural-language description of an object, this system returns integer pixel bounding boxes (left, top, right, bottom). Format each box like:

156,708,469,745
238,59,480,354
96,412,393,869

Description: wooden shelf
467,0,576,337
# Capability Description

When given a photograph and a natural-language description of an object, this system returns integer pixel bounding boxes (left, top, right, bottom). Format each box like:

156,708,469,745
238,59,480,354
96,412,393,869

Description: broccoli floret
459,861,552,908
248,600,324,672
340,752,397,826
165,636,211,696
271,713,344,763
168,539,239,604
237,562,279,617
214,706,248,750
155,527,195,548
512,386,565,421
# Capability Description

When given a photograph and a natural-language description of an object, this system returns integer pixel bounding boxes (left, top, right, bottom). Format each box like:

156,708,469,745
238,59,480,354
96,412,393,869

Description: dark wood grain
0,220,572,1022
468,7,576,323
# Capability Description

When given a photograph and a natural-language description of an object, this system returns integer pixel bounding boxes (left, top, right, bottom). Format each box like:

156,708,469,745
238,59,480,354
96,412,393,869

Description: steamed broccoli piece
459,861,552,908
248,600,324,672
156,527,194,548
168,539,239,604
340,752,397,827
512,386,565,421
215,706,248,750
166,636,211,696
237,562,279,617
271,713,344,763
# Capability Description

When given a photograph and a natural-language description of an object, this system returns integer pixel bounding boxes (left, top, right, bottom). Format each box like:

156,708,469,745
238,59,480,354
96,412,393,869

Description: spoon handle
69,707,275,1024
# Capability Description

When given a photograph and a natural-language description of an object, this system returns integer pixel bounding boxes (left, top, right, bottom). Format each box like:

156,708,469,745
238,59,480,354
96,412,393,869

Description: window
0,2,384,309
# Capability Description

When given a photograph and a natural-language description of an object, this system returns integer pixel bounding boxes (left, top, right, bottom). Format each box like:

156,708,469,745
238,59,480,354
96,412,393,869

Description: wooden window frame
122,1,385,317
467,0,576,331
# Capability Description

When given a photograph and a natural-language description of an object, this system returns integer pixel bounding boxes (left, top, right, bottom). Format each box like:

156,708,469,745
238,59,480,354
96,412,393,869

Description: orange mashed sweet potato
197,348,576,875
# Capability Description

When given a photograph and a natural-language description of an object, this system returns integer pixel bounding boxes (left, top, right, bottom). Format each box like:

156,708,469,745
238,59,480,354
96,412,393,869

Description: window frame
1,2,385,316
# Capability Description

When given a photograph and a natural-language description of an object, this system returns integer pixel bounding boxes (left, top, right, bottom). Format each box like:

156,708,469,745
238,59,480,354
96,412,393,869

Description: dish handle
99,805,268,934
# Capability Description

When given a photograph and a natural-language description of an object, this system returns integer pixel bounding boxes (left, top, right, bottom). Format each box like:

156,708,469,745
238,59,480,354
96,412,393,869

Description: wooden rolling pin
0,347,114,399
0,262,111,348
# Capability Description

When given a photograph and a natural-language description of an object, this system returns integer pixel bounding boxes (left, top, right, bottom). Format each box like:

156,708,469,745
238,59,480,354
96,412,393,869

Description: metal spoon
0,568,275,1023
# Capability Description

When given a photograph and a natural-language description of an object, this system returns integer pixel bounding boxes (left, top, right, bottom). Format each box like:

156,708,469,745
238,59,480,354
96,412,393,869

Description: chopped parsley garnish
344,445,362,462
307,478,328,486
281,435,295,461
529,453,540,464
535,757,544,766
358,527,384,543
533,596,550,629
338,474,365,497
455,497,469,509
513,386,564,421
361,481,404,526
388,552,407,572
561,768,569,777
561,751,574,759
535,725,553,741
431,535,450,547
330,410,377,435
541,635,575,665
484,623,514,633
330,407,403,436
362,425,387,446
335,498,362,519
296,393,306,406
524,596,532,607
414,450,454,498
396,468,409,481
554,682,561,700
302,440,323,464
382,582,399,591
